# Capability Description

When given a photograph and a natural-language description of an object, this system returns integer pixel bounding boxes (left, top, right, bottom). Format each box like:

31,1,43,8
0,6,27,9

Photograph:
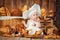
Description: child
22,4,43,36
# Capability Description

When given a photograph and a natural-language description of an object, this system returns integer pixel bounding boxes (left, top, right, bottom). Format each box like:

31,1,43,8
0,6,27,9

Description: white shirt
26,19,43,35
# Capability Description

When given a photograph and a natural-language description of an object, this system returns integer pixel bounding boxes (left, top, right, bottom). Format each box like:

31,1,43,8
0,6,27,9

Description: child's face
31,12,39,20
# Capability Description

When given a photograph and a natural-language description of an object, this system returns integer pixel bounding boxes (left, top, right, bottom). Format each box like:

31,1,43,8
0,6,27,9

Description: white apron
26,19,43,35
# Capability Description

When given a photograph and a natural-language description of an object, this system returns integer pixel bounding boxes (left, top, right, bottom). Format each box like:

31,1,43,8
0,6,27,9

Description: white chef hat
28,4,41,18
22,4,41,19
22,10,29,19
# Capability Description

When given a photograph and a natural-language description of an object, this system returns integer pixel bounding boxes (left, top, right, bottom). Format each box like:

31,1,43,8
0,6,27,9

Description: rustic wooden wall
0,0,55,27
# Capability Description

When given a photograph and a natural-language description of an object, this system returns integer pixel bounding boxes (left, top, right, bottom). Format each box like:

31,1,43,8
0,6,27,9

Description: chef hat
22,10,29,19
22,4,41,19
28,4,41,18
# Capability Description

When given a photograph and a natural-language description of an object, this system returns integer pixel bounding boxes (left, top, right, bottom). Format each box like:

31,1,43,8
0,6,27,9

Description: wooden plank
42,0,47,9
32,39,41,40
7,37,20,40
19,38,30,40
16,0,22,9
0,37,30,40
49,0,54,10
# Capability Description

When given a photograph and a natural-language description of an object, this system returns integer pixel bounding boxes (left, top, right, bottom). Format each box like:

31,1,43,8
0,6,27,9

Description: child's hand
22,21,27,27
22,21,25,24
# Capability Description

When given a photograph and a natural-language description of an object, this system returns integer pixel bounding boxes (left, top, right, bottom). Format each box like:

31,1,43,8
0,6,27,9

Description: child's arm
37,18,41,28
22,20,30,28
22,21,27,27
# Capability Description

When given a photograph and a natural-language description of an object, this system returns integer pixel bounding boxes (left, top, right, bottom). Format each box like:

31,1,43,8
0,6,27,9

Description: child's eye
35,13,37,15
33,15,35,16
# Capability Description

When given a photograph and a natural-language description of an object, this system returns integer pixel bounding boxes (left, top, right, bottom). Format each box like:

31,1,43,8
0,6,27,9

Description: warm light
41,8,47,16
41,8,46,13
49,10,53,13
22,5,28,12
0,7,6,13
